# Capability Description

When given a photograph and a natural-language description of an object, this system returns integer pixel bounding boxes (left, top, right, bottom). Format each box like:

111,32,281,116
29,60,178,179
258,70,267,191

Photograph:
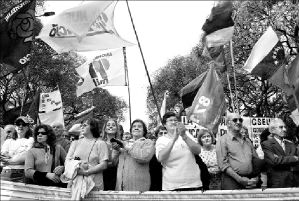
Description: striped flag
243,27,279,74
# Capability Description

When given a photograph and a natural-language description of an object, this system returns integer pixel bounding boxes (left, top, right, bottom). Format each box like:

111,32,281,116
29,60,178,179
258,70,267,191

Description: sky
41,1,214,131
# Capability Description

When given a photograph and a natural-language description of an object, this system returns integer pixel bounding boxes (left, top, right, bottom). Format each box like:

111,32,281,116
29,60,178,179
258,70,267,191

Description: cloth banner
76,48,126,97
38,1,133,53
38,89,64,127
0,0,36,71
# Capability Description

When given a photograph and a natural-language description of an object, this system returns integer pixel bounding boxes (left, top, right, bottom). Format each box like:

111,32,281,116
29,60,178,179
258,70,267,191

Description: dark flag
202,1,234,48
180,71,208,109
187,66,226,133
0,0,36,71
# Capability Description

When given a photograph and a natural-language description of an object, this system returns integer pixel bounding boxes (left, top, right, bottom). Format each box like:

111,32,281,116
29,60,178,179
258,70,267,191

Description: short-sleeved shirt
199,146,220,174
155,133,202,190
1,137,34,157
216,132,256,175
66,138,109,188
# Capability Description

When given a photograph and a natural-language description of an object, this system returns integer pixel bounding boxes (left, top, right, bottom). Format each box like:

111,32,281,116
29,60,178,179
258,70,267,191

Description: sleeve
65,140,78,163
215,136,231,172
58,145,67,165
24,149,36,180
155,137,167,160
128,139,155,164
1,139,11,155
262,141,298,167
97,141,109,163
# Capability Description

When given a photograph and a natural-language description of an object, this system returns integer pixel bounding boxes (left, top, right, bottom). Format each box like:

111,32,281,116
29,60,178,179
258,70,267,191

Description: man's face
272,120,286,138
52,123,64,137
227,113,243,132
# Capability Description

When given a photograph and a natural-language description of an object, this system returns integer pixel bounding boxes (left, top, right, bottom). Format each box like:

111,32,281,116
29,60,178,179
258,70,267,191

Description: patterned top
199,145,220,174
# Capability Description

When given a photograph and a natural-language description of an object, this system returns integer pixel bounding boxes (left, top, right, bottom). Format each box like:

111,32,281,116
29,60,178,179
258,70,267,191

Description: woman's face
131,122,144,139
165,116,178,131
81,121,91,136
122,132,132,141
37,128,48,144
201,133,212,147
105,120,117,135
158,129,167,138
15,121,29,138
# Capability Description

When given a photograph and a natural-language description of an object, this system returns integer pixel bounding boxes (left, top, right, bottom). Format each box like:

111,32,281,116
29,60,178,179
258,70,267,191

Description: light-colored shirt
155,133,202,190
66,138,109,189
1,137,34,157
199,145,220,174
216,132,257,175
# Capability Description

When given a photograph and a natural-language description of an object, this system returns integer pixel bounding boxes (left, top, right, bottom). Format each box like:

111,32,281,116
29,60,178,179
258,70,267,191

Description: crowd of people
1,111,299,198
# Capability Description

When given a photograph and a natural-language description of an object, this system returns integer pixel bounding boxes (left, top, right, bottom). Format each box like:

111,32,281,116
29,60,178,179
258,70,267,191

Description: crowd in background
1,111,299,198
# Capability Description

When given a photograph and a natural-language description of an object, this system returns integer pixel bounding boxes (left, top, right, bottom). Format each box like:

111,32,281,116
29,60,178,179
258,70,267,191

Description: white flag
38,1,134,53
76,48,126,97
243,26,279,73
38,89,64,127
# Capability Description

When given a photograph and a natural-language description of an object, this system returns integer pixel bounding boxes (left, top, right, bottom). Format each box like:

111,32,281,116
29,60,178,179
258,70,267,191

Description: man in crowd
51,122,71,153
262,118,299,188
216,112,259,189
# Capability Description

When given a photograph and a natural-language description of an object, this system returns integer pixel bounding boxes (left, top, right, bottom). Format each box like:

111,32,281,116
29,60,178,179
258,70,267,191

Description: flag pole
220,48,235,112
230,39,240,114
123,47,132,126
125,0,162,122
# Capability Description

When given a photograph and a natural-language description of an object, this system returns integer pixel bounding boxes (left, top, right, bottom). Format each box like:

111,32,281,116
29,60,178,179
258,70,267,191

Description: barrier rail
1,180,299,200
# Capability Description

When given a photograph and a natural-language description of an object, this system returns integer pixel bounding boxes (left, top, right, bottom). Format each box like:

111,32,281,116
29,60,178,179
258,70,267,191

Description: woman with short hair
112,119,155,191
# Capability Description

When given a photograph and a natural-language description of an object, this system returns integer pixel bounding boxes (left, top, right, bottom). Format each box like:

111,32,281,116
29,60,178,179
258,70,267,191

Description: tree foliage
0,1,128,127
146,0,298,129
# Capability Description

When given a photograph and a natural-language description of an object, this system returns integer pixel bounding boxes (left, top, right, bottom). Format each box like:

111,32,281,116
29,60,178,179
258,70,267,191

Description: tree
0,1,128,127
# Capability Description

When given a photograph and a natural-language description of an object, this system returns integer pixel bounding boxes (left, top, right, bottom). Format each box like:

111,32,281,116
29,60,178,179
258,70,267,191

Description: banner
76,48,126,97
38,89,64,127
38,1,133,53
181,116,273,148
0,0,36,71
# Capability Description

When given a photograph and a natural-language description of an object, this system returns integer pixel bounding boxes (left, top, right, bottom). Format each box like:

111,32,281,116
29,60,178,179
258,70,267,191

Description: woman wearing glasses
155,111,202,191
25,124,66,186
112,119,155,191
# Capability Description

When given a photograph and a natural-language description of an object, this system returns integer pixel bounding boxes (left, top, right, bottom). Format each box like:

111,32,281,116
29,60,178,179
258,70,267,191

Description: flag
180,71,208,109
27,89,41,124
187,66,226,133
38,89,64,127
0,0,36,70
270,54,299,99
202,45,227,73
243,26,279,74
202,1,234,48
38,1,133,53
76,48,126,97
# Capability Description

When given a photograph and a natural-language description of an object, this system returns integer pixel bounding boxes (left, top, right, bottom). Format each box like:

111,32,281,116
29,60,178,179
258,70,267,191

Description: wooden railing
1,180,299,200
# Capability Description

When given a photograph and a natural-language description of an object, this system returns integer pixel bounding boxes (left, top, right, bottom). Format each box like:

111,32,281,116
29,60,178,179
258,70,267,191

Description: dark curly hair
33,124,56,154
162,111,177,125
83,118,101,138
130,119,148,137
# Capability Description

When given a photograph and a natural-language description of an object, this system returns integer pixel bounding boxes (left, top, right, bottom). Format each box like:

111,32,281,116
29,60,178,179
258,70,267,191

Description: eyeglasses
277,125,286,129
37,131,47,135
158,131,167,135
166,118,178,123
6,130,13,133
16,123,28,127
231,118,243,123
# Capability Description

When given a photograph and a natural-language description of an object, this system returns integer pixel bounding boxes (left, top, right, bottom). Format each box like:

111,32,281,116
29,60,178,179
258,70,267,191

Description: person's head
15,116,32,139
260,128,272,143
226,113,243,134
130,119,147,140
162,112,178,131
155,125,167,138
51,122,65,138
240,126,249,139
197,129,215,147
101,118,119,140
4,124,17,140
268,118,286,138
33,124,56,149
81,118,101,138
122,132,132,141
